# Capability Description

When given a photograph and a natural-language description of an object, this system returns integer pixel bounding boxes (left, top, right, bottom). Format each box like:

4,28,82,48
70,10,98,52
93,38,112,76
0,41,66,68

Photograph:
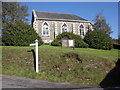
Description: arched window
80,24,84,36
62,23,67,32
42,22,49,36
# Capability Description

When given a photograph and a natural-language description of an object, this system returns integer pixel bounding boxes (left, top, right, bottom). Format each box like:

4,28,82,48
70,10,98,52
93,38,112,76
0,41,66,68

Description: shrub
113,44,120,50
84,30,113,50
51,39,61,46
75,40,89,48
2,21,43,46
51,32,89,48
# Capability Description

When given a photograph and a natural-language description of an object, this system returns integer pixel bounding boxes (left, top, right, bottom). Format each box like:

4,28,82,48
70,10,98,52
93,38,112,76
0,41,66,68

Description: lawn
2,45,119,85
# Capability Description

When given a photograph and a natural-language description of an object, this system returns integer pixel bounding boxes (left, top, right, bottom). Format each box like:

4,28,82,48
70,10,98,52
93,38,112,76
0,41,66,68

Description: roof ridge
35,11,73,15
34,10,88,21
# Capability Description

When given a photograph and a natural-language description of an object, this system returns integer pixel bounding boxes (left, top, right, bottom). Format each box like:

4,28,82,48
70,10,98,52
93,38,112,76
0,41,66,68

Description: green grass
2,45,119,85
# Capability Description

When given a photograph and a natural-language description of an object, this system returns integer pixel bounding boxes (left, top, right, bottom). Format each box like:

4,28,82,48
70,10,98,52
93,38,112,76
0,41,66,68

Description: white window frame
61,23,68,33
79,24,85,36
42,21,50,36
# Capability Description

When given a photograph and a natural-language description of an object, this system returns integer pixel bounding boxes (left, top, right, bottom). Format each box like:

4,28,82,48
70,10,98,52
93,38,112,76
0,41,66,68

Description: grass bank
2,45,118,85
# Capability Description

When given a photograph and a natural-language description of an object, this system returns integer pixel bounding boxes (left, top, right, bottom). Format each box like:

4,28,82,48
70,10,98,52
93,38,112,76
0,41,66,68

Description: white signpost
30,39,38,73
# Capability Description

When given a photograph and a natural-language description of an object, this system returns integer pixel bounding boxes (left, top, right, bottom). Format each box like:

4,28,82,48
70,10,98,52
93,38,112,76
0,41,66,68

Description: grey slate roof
35,11,88,21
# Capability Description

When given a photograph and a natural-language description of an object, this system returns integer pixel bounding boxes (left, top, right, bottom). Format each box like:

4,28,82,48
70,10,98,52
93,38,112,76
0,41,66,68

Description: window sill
42,35,50,37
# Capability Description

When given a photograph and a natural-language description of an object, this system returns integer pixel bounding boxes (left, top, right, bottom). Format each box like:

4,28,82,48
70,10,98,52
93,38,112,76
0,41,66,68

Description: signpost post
30,39,39,73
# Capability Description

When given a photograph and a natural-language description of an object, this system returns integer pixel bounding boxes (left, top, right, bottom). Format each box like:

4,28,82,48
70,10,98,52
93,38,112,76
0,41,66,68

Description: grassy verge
2,45,119,85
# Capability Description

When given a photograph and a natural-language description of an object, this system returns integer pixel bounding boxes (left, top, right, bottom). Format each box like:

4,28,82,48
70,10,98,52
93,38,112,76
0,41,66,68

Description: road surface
2,74,103,89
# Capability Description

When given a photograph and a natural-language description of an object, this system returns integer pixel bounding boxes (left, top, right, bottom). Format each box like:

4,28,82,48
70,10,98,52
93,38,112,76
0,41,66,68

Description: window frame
79,24,85,36
61,23,68,33
42,22,50,36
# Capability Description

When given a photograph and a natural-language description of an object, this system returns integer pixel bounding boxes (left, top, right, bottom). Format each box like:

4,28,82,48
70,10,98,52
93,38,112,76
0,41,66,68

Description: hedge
84,30,113,50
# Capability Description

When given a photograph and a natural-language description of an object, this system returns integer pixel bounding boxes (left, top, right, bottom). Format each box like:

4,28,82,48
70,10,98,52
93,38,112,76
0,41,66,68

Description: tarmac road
2,74,103,89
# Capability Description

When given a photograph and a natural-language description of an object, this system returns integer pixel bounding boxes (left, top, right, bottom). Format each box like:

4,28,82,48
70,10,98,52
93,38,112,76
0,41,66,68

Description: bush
84,30,113,50
2,21,43,46
51,32,89,48
51,39,61,46
75,40,89,48
113,44,120,50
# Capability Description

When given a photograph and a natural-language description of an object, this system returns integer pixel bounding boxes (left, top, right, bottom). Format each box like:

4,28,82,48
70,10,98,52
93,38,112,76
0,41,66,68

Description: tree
2,21,43,46
2,2,43,46
2,2,29,27
94,12,112,35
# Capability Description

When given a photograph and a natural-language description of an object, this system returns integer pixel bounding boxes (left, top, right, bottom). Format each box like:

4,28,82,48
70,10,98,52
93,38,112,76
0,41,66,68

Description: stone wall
33,19,93,43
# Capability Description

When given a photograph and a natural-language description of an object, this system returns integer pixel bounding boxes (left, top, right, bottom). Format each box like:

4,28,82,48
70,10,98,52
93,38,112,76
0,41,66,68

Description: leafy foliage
75,40,89,48
84,30,113,50
51,32,89,48
2,2,29,27
94,12,112,35
2,21,43,46
113,44,120,50
2,2,43,46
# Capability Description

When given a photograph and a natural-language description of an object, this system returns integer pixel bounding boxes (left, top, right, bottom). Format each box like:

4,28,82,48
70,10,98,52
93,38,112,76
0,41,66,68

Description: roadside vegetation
2,45,118,85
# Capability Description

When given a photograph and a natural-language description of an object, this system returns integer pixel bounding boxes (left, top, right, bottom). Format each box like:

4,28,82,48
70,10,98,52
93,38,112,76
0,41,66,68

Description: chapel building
32,10,94,43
